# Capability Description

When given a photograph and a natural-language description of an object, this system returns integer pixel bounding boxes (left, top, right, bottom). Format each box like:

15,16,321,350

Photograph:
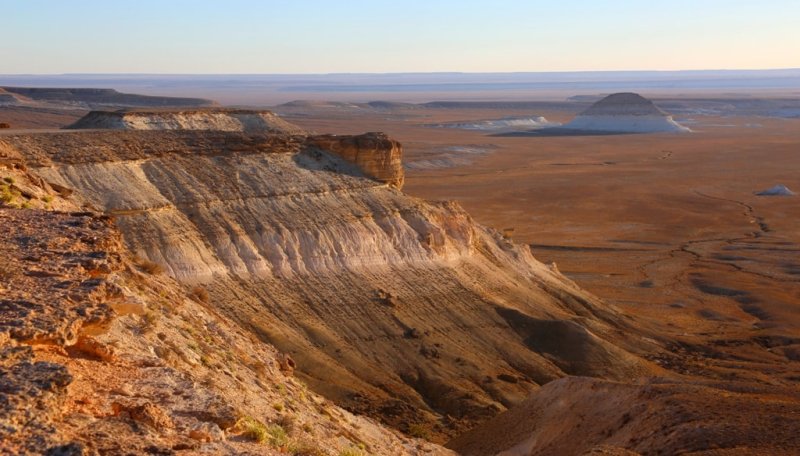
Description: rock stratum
67,108,306,135
563,93,690,133
1,110,657,446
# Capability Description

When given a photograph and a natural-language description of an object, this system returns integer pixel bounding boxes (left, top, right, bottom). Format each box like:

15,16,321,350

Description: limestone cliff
4,121,657,441
307,132,404,188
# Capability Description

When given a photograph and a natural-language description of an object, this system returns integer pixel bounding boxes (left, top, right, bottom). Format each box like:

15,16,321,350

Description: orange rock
307,132,404,188
278,353,296,375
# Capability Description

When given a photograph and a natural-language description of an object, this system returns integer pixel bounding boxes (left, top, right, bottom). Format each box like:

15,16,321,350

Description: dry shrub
137,259,164,275
190,285,209,303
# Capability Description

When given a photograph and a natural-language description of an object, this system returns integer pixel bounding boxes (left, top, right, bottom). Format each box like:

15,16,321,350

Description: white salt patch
756,184,795,196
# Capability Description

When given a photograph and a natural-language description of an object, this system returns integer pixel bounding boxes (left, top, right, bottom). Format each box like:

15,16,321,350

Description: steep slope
563,93,690,133
448,376,800,455
0,208,449,455
3,113,659,440
0,88,32,106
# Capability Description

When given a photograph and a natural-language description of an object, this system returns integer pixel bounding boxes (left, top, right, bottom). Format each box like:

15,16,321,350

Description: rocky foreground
0,195,446,455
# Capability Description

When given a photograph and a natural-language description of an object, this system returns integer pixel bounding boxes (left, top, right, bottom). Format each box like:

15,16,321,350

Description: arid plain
278,100,800,385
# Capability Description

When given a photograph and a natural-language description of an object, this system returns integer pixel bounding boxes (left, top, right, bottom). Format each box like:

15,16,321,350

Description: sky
1,0,799,74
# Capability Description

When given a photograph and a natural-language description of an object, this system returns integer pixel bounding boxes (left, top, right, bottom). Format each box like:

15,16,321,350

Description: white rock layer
564,93,690,133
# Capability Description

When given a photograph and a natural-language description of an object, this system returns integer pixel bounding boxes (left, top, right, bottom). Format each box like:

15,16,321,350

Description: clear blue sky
1,0,798,73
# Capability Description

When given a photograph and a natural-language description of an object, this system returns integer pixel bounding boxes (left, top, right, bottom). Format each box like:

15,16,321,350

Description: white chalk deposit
564,93,690,133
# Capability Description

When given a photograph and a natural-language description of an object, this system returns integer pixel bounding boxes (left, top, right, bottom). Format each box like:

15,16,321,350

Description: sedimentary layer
564,92,690,133
3,125,656,439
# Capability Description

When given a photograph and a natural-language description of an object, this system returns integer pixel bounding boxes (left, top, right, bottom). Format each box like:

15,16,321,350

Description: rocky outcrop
6,128,656,441
0,210,120,345
67,108,306,134
0,208,451,455
0,345,74,455
67,110,401,187
307,132,404,188
564,93,690,133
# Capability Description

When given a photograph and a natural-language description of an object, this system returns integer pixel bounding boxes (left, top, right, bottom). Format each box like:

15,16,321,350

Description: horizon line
2,68,800,77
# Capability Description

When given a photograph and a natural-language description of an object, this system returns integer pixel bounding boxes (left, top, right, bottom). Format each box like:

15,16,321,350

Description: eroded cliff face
308,132,404,188
0,209,448,455
4,125,657,440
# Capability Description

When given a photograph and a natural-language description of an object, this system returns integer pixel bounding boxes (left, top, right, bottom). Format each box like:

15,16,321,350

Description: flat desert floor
278,101,800,384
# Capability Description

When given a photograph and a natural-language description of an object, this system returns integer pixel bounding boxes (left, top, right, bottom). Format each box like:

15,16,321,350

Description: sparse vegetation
238,416,269,443
140,311,159,333
266,424,289,448
1,183,21,206
189,285,209,303
288,442,327,456
236,418,290,449
338,446,366,456
137,258,164,275
277,413,296,433
407,423,430,439
3,176,14,184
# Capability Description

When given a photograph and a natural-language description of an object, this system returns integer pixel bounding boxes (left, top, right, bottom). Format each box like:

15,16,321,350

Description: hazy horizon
3,70,799,104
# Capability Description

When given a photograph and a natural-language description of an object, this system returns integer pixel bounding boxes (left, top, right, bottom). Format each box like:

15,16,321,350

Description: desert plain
280,100,800,372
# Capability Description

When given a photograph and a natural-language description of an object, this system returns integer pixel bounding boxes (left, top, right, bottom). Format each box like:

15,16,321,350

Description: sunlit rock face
565,92,691,133
5,115,653,438
307,132,404,188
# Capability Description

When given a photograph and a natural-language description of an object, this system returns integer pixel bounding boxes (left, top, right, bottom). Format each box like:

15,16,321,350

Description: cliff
0,87,214,109
2,116,657,441
307,132,404,188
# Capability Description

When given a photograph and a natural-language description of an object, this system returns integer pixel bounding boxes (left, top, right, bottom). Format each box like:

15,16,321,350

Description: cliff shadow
291,146,372,182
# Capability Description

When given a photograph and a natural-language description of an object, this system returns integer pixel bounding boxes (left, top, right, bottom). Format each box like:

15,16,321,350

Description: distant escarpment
0,86,214,109
4,112,658,441
67,108,306,135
